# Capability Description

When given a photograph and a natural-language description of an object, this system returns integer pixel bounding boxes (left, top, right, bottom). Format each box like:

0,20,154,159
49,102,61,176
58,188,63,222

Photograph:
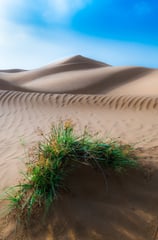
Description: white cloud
0,0,91,24
45,0,91,21
0,0,23,18
0,0,92,68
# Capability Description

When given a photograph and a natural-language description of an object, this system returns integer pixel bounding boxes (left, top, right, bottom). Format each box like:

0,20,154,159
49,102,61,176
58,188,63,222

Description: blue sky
0,0,158,68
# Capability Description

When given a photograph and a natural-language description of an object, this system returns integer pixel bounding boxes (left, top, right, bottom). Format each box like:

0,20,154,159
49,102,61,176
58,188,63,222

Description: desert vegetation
1,121,138,224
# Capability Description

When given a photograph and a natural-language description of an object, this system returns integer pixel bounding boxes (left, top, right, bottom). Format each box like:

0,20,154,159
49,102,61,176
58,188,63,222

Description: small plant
1,120,138,223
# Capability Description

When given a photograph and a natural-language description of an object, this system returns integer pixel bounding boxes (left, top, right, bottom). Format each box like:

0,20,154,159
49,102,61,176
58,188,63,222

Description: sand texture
0,55,158,240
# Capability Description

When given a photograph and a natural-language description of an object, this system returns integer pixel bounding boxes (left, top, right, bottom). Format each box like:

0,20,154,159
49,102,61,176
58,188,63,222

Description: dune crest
59,54,109,66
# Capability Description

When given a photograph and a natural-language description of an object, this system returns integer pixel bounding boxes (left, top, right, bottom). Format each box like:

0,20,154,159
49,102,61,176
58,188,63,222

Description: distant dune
0,69,26,73
0,55,157,94
1,55,158,240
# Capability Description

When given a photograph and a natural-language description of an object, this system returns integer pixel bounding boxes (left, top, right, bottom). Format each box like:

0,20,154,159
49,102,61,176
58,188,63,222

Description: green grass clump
2,121,138,222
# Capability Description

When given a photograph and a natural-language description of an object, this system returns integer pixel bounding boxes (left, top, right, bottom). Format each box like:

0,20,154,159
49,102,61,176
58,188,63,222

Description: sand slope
0,55,158,240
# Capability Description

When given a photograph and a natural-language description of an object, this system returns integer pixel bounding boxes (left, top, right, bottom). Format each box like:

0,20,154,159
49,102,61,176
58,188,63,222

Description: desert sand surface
0,55,158,240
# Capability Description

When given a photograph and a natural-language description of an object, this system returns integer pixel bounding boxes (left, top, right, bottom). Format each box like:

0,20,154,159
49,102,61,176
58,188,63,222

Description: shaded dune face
1,55,158,240
0,79,27,91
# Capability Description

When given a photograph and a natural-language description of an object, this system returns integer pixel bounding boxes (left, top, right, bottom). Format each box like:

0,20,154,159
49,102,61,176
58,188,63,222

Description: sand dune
0,69,26,73
1,55,158,240
0,55,107,85
0,55,156,94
